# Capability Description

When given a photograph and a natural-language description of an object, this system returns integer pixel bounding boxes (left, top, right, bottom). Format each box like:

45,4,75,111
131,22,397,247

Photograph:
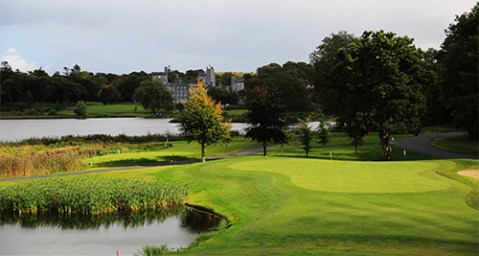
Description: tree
257,62,314,113
438,3,478,139
245,85,288,156
178,82,231,162
97,84,121,105
335,30,426,160
207,86,238,105
348,112,370,155
310,31,356,115
73,101,87,118
133,79,173,113
317,122,330,150
298,118,314,157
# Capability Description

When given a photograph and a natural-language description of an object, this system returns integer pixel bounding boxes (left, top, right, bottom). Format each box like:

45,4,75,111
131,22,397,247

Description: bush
73,101,87,117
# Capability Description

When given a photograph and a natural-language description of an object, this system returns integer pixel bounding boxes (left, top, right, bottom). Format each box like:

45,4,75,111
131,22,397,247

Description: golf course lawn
95,156,478,255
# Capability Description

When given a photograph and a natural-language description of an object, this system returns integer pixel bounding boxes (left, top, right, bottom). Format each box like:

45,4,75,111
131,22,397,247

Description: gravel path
393,131,478,159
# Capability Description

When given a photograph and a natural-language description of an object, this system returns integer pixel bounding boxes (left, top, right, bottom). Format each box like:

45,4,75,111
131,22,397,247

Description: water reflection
0,207,221,232
0,207,222,255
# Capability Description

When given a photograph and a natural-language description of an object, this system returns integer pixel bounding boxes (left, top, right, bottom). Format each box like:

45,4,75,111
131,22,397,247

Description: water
0,118,249,142
0,209,221,255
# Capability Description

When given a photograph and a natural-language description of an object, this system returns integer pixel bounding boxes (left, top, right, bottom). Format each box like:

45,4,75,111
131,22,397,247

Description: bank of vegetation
0,176,187,215
0,134,181,178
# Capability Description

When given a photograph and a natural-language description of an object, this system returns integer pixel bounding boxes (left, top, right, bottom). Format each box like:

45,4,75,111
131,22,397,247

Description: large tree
310,31,356,115
178,82,231,162
336,30,426,160
133,79,173,113
245,85,288,156
437,3,478,139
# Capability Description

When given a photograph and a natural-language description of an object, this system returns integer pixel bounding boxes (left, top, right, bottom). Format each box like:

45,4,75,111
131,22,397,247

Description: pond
0,208,222,255
0,118,249,142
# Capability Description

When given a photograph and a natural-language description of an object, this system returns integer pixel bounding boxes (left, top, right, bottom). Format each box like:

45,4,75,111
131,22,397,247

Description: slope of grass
2,132,477,255
89,156,479,255
85,137,257,169
431,135,478,156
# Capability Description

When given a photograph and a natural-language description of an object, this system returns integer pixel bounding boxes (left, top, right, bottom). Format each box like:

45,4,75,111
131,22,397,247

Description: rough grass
431,135,478,156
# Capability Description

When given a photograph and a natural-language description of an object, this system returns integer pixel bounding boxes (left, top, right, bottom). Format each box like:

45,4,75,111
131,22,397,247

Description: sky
0,0,476,74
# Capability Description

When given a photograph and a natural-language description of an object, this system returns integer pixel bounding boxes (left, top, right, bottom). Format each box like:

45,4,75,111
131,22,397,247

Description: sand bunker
458,169,479,180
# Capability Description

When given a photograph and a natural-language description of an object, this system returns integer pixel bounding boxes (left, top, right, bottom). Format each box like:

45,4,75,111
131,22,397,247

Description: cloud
1,47,38,72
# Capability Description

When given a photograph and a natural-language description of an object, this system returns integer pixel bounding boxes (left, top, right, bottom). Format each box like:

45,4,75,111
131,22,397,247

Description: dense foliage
133,79,173,113
332,31,427,160
437,3,478,139
245,85,288,156
0,177,187,215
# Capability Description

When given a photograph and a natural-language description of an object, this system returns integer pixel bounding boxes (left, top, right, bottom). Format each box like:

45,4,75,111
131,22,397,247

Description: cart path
393,132,478,160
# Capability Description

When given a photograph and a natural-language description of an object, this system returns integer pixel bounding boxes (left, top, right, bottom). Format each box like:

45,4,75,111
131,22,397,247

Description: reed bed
0,141,168,178
0,177,188,215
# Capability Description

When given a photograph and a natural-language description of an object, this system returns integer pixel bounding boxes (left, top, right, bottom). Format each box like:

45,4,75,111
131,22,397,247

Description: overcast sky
0,0,476,74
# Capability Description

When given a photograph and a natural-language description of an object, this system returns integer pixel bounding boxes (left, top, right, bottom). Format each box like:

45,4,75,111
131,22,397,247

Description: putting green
230,158,451,193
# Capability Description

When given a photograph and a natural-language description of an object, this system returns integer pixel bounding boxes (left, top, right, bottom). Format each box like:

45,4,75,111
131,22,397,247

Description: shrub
73,101,87,117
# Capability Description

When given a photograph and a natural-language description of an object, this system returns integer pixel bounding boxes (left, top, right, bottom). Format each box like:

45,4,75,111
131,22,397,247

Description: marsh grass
0,176,187,215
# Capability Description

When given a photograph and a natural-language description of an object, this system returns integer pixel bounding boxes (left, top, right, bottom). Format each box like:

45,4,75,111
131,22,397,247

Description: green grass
94,156,478,255
57,102,153,118
2,133,478,255
0,176,187,215
85,137,257,169
266,132,434,161
431,135,478,156
224,109,247,116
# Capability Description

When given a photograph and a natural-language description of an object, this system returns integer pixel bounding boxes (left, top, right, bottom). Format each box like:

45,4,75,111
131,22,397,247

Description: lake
0,208,221,255
0,118,249,142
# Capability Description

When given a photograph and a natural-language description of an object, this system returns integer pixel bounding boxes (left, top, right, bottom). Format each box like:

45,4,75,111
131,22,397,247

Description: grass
1,133,477,255
265,132,434,161
93,156,478,255
57,102,153,118
0,176,187,215
85,137,257,169
431,135,478,156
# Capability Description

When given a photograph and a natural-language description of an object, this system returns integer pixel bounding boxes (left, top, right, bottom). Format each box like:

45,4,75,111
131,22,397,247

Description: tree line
1,3,476,158
178,3,477,161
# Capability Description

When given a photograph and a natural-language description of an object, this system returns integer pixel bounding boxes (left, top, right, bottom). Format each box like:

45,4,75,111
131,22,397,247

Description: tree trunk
201,143,206,162
263,141,267,157
379,131,391,161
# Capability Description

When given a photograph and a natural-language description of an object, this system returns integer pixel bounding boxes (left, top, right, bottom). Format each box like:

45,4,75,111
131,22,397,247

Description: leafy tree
178,82,231,162
310,31,356,115
97,84,121,105
335,30,426,160
438,3,478,139
257,62,314,113
207,86,238,105
298,118,314,157
317,122,330,149
245,85,288,156
73,101,87,118
133,79,173,113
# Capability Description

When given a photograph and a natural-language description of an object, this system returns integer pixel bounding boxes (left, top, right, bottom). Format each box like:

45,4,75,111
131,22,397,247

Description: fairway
143,156,478,255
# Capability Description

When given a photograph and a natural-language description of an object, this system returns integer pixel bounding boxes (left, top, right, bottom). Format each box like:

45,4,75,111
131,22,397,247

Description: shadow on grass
95,156,191,168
